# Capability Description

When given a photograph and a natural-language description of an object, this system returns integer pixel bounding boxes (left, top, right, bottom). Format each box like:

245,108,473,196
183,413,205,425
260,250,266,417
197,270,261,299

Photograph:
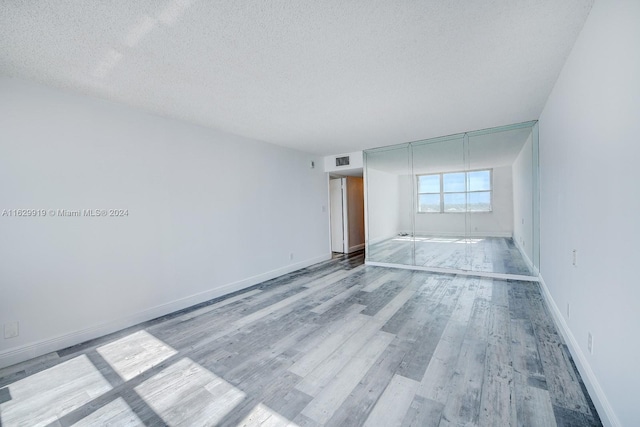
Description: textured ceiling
0,0,593,155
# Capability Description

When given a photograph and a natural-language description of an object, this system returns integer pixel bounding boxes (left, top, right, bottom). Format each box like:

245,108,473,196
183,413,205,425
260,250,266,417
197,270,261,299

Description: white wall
365,169,400,244
398,166,514,237
538,0,640,425
0,77,330,367
324,151,363,175
512,133,533,264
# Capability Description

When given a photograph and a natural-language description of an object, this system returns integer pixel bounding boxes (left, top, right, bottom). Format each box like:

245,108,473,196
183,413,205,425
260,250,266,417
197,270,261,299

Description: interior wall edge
537,274,620,427
0,252,331,370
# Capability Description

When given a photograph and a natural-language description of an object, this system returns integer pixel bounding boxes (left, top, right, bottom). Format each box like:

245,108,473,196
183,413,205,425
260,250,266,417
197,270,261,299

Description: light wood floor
0,253,600,426
368,236,534,276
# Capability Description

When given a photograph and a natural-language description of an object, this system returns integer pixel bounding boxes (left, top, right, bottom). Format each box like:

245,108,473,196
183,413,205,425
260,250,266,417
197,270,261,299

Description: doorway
329,176,365,254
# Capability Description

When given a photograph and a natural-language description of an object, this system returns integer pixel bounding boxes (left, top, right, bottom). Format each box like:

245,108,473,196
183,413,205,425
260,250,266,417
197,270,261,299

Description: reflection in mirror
364,144,414,265
364,121,539,280
411,135,468,270
466,125,536,276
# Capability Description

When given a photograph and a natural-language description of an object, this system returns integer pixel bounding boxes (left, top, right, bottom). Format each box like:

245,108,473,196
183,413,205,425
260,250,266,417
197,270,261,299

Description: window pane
418,194,440,212
443,172,465,192
418,174,440,193
444,193,466,212
468,170,491,191
468,191,491,211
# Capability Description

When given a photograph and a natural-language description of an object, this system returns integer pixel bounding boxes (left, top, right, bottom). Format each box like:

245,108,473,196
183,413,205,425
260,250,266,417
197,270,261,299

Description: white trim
0,253,331,370
537,274,620,427
365,261,539,282
342,177,349,253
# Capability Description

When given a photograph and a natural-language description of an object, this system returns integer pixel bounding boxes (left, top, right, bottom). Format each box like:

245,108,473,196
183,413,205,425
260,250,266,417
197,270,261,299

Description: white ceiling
0,0,593,155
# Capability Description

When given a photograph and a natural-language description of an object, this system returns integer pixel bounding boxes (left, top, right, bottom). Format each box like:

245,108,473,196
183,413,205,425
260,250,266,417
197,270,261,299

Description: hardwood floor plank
395,277,462,381
400,395,444,427
292,303,366,354
288,315,369,378
416,278,478,403
298,331,394,425
295,317,383,396
510,319,547,391
371,275,423,323
0,255,601,427
322,340,411,427
362,374,420,427
72,397,144,427
438,298,491,426
361,271,403,293
514,385,557,427
479,304,516,427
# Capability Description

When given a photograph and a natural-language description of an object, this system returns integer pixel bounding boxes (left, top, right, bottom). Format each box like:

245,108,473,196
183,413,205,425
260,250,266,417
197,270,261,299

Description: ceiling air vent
335,156,350,167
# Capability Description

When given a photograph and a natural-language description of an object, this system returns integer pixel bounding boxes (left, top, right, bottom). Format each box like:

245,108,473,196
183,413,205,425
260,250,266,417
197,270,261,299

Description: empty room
0,1,637,426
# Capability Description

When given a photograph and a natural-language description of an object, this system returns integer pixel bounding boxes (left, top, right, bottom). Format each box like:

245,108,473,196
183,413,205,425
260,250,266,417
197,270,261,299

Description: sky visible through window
418,170,491,213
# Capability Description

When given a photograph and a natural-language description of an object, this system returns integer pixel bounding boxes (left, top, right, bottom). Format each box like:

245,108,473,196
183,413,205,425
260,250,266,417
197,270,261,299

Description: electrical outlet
4,321,19,339
588,332,593,354
572,249,577,267
289,252,294,261
521,218,525,225
566,303,570,319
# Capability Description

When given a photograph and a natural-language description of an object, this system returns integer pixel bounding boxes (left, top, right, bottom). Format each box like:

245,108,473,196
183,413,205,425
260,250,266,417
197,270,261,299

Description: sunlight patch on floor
73,397,143,426
97,330,177,381
0,355,112,427
239,402,299,426
134,357,245,426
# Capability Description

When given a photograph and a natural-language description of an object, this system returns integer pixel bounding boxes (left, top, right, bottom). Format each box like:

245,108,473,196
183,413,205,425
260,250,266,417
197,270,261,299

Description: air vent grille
336,156,350,166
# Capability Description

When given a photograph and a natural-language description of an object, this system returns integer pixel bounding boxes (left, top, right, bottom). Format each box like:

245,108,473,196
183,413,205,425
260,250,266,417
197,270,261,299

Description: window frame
416,168,493,214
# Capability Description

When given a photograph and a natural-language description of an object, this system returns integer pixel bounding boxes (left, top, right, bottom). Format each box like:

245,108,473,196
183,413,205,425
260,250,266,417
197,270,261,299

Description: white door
330,179,345,252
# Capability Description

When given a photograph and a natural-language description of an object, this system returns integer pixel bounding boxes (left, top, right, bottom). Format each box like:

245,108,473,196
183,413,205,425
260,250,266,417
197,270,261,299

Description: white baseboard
0,253,331,370
537,274,620,427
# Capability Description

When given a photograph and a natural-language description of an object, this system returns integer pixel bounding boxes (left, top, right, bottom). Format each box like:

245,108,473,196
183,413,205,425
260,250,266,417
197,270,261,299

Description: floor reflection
368,236,534,276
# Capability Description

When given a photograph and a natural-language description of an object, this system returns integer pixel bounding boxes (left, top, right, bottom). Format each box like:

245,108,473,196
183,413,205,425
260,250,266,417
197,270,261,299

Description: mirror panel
363,121,539,279
411,135,467,270
364,144,414,265
466,125,536,276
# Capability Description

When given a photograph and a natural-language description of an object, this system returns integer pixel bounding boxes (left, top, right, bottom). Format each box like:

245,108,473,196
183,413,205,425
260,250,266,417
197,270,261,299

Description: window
417,169,492,213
